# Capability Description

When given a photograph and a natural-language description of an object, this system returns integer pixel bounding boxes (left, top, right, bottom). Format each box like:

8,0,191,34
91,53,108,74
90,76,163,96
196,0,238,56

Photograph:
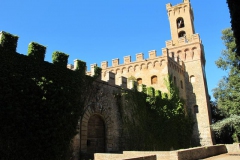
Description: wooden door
87,115,105,154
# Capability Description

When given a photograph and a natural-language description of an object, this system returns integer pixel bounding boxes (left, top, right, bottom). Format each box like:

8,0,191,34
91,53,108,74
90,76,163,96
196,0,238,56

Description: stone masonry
71,0,214,159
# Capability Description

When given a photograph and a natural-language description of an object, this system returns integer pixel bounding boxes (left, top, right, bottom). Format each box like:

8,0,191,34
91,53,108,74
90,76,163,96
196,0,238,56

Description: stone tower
165,0,213,146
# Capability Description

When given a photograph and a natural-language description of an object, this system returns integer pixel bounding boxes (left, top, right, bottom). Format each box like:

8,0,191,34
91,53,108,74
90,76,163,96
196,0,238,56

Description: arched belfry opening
176,17,185,28
178,31,186,38
87,114,105,155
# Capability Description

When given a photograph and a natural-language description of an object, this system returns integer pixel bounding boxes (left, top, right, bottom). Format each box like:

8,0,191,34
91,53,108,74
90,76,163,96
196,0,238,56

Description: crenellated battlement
0,30,132,90
124,55,131,64
166,0,191,15
77,47,187,90
62,46,186,88
98,49,184,71
100,51,158,69
0,31,87,75
164,33,204,64
166,34,201,48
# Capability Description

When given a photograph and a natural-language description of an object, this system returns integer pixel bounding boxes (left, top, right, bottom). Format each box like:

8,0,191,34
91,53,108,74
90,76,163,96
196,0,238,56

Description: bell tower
166,0,195,46
164,0,214,146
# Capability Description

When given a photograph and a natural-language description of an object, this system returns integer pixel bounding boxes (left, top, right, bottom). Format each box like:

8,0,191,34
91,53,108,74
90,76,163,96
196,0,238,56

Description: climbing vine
52,51,69,67
117,75,194,151
0,31,95,160
0,31,194,159
27,42,46,61
0,31,18,53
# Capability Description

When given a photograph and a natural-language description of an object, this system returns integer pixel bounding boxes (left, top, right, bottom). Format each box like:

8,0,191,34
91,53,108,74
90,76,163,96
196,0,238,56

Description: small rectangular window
194,105,199,113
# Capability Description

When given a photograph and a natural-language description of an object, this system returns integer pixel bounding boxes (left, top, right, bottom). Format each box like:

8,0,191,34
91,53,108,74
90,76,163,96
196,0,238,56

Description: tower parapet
166,33,201,48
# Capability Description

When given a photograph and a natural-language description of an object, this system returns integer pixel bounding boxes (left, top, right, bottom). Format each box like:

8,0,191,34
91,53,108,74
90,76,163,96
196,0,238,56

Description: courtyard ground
202,153,240,160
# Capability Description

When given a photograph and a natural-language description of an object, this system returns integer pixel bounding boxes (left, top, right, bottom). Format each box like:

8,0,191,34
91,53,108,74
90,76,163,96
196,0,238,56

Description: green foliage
93,66,102,79
213,28,240,116
128,75,136,81
141,84,147,93
147,87,155,97
52,51,69,67
227,0,240,57
0,32,88,160
27,42,46,61
210,100,225,124
117,75,194,151
0,31,18,53
74,59,86,76
213,28,240,143
212,115,240,142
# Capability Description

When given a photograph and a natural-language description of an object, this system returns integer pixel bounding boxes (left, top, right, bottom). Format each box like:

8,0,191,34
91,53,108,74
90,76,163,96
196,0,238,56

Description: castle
69,0,214,159
0,0,214,159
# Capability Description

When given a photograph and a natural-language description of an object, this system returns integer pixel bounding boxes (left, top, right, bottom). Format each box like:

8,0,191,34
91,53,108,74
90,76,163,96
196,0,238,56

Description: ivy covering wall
0,31,194,159
0,31,89,160
117,76,194,151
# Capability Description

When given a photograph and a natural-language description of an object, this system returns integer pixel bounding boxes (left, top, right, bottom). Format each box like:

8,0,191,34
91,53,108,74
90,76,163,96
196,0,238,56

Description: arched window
176,17,185,28
178,31,186,38
151,75,157,84
190,75,195,83
180,80,183,89
174,76,176,85
137,78,142,85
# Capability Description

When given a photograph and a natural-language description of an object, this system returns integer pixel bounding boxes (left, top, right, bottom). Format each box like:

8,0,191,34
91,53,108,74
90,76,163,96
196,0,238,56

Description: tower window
137,78,142,85
178,31,186,38
151,75,157,84
174,76,176,85
177,17,185,28
180,80,183,89
190,75,195,83
194,105,199,113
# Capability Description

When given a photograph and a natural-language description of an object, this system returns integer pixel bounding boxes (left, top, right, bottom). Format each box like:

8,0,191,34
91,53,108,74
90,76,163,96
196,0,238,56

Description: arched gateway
87,114,105,154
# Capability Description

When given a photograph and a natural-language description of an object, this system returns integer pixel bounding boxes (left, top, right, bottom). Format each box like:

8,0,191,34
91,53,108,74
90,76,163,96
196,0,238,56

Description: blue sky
1,0,231,99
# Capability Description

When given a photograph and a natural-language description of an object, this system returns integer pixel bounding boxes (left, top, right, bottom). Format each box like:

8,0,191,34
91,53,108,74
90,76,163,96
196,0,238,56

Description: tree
209,97,235,143
213,28,240,116
226,0,240,57
212,28,240,142
209,98,224,124
212,115,240,143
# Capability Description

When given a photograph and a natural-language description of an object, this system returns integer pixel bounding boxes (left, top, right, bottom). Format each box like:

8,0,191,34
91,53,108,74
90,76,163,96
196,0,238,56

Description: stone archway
87,114,105,154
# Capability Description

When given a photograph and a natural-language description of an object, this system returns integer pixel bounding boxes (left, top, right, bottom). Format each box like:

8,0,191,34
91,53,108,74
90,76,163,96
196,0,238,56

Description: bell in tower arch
177,17,185,28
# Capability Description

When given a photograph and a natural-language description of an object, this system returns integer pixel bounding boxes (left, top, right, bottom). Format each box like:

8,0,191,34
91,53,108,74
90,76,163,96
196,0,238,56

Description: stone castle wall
72,80,124,160
81,49,187,98
67,1,211,140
